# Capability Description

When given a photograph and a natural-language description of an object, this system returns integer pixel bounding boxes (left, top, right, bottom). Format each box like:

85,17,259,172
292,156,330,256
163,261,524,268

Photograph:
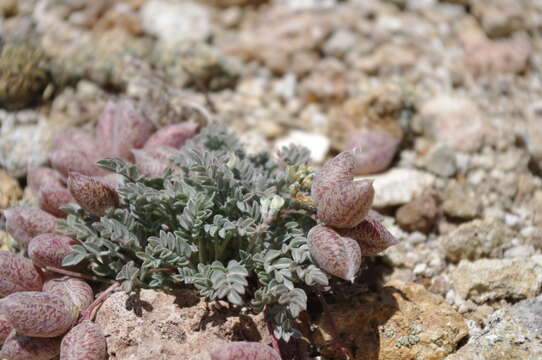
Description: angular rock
0,170,22,209
446,294,542,360
450,256,542,304
442,181,481,220
95,289,270,360
396,192,439,233
314,280,468,360
441,219,508,263
417,96,487,153
422,144,456,178
369,168,435,208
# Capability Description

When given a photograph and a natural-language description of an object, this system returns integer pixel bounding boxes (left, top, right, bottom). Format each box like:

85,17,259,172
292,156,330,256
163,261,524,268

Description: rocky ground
1,0,542,359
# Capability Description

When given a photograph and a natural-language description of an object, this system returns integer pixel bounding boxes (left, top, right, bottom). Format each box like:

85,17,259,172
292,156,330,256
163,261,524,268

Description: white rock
140,0,210,46
365,168,435,208
274,130,330,163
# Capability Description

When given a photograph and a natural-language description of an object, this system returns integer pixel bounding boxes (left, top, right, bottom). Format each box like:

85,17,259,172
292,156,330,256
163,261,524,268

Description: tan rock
451,256,542,304
313,280,468,360
396,192,440,233
95,289,270,360
0,170,22,209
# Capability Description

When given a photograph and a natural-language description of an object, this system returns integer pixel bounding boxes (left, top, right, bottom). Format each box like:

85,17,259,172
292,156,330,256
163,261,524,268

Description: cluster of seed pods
0,101,198,359
29,100,198,218
308,149,399,282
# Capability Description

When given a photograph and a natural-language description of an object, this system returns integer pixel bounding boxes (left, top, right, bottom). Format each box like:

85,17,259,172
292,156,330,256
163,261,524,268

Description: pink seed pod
0,330,61,360
132,146,177,177
0,291,78,337
144,122,198,149
50,148,106,177
210,342,281,360
60,320,107,360
311,150,375,228
94,173,124,191
44,277,93,313
307,224,362,282
0,312,13,344
67,172,119,216
311,150,356,204
4,206,57,249
38,182,75,218
27,167,65,194
0,251,43,297
28,234,77,269
96,100,155,161
344,130,400,175
52,129,99,155
316,179,374,229
337,211,399,256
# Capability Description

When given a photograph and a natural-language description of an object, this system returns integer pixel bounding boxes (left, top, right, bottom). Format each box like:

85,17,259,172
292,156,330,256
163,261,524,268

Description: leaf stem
45,266,113,284
263,306,282,358
79,281,122,322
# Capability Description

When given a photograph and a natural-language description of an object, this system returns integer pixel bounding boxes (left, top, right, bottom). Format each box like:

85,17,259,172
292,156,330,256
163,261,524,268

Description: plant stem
79,281,122,322
316,290,353,359
263,306,282,358
45,266,113,283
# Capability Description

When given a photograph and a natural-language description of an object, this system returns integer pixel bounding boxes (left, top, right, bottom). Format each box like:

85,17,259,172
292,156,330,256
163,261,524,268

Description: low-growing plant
0,100,399,359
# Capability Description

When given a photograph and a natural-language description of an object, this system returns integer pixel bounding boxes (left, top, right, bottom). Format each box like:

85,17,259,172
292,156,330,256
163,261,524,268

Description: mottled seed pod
50,148,105,177
318,179,375,229
67,172,119,216
0,330,61,360
144,122,198,149
311,151,375,228
38,183,75,218
27,167,65,194
28,234,77,269
52,129,99,156
96,100,154,161
210,342,281,360
338,211,399,256
4,206,57,249
0,251,43,297
132,146,177,177
345,130,400,175
307,225,362,282
0,312,13,344
44,277,93,313
60,320,107,360
311,151,355,204
0,292,78,337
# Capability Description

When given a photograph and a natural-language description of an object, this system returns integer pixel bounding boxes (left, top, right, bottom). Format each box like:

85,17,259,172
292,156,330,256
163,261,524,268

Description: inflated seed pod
52,128,99,155
28,234,77,269
27,167,65,194
144,122,198,149
50,147,106,177
96,100,154,161
0,291,78,337
43,277,93,313
67,172,119,216
4,206,57,249
345,130,400,175
132,145,177,177
337,211,399,256
0,251,43,297
210,342,281,360
38,182,75,218
307,224,362,282
60,320,107,360
0,312,13,344
0,330,61,360
311,151,375,228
